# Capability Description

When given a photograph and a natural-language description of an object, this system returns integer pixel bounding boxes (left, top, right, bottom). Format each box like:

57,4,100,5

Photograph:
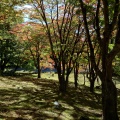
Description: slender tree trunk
38,67,41,78
74,62,79,88
37,56,41,78
89,68,96,92
90,80,95,93
65,73,69,90
0,65,5,75
74,66,78,88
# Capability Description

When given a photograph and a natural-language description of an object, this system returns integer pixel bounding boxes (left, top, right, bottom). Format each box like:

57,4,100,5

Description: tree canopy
0,0,120,120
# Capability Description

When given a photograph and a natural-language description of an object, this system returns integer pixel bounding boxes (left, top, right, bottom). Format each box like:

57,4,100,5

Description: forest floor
0,73,120,120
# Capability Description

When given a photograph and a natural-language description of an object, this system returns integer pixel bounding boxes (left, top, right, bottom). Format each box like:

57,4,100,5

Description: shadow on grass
0,76,119,120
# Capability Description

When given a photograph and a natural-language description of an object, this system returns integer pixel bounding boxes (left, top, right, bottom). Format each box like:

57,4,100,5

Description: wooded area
0,0,120,120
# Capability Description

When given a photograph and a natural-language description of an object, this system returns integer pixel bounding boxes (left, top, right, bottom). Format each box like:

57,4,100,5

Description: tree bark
57,65,67,93
65,72,69,90
101,60,119,120
79,0,119,119
90,80,95,93
89,68,96,92
58,72,66,93
37,56,41,78
0,64,5,75
74,64,79,88
102,80,119,120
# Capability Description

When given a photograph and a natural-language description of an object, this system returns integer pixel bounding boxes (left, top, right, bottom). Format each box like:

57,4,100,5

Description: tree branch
95,0,102,48
109,0,119,33
108,14,120,60
102,0,109,32
79,0,102,78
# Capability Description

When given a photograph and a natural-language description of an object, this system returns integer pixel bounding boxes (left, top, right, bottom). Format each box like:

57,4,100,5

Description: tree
12,22,49,78
86,40,101,92
0,35,16,75
31,0,86,92
0,0,24,75
24,23,48,78
73,39,87,88
78,0,120,119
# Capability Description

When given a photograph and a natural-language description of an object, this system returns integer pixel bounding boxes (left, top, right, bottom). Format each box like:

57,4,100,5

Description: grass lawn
0,73,120,120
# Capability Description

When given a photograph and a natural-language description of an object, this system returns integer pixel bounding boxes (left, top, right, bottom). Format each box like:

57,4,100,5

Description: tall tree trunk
0,65,5,75
38,67,41,78
65,73,69,90
74,65,78,88
102,60,119,120
102,80,118,120
58,72,66,93
73,61,79,88
90,79,95,93
89,68,96,92
57,66,66,93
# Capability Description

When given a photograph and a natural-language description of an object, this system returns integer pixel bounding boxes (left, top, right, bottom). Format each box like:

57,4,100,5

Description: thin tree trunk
58,73,66,93
90,80,95,93
37,56,41,78
89,68,96,92
74,62,79,88
0,65,5,75
74,67,78,88
38,67,41,78
65,73,69,90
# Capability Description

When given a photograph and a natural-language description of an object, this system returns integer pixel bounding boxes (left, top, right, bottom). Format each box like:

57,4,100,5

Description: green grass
0,73,119,120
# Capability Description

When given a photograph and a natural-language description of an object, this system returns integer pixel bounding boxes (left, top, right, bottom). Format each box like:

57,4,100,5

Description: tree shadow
0,76,119,120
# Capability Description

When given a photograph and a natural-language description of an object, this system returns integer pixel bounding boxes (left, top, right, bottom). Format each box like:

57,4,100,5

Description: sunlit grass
0,74,119,119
